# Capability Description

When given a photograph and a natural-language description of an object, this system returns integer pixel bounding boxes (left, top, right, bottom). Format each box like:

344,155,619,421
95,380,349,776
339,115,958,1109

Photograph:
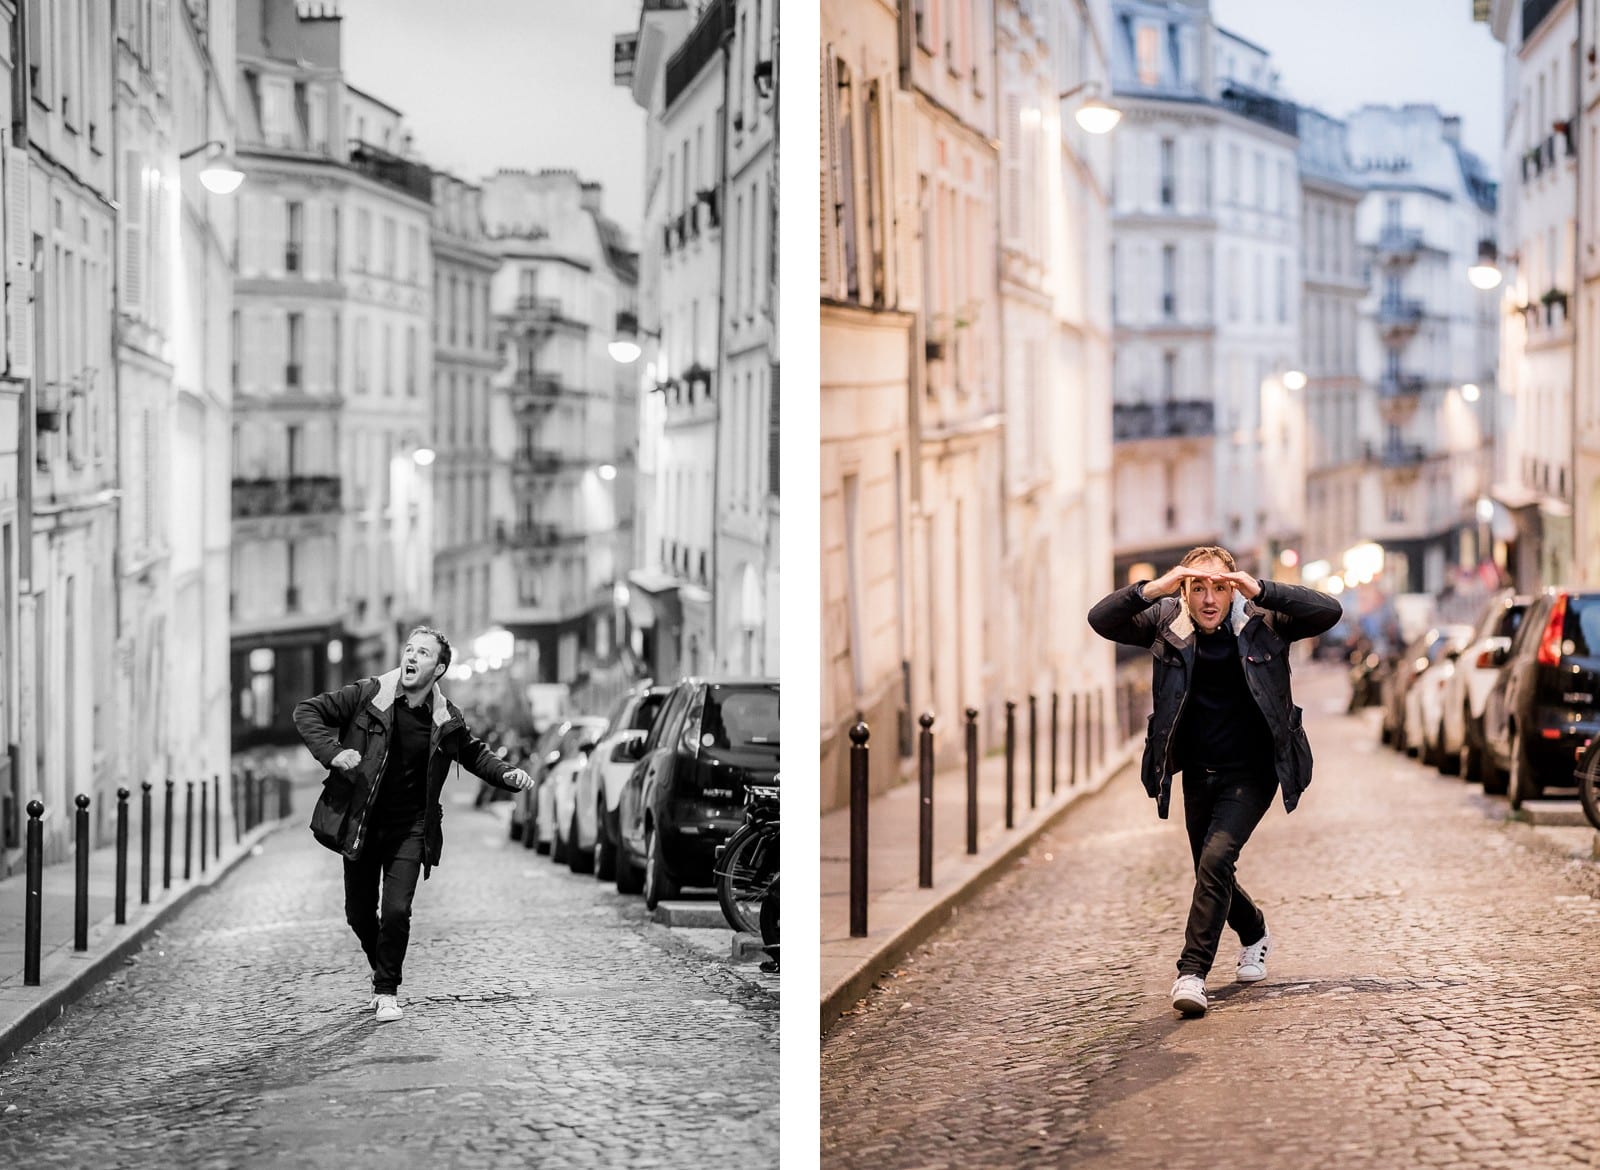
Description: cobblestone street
821,663,1600,1169
0,792,777,1168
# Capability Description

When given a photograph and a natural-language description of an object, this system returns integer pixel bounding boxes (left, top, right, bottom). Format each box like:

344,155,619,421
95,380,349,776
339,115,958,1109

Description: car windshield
699,686,779,753
630,693,667,732
1564,596,1600,657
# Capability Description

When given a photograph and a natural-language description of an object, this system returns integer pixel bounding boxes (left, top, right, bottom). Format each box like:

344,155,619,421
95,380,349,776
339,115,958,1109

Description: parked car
614,678,780,908
1403,623,1475,763
1437,592,1530,782
509,723,567,842
528,716,608,854
1481,588,1600,808
565,683,673,878
1381,627,1467,752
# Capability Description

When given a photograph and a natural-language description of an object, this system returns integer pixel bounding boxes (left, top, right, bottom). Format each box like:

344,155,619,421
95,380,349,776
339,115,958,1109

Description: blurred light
1323,576,1345,595
1283,370,1307,391
412,447,435,467
1461,382,1481,403
248,648,275,673
608,340,642,364
1302,560,1331,582
199,154,245,195
1467,263,1503,290
1279,548,1300,568
1075,98,1122,134
1477,497,1495,523
474,628,515,661
598,463,618,481
327,639,344,665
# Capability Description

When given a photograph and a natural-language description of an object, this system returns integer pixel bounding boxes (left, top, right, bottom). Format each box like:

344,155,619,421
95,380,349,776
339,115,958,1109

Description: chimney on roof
1442,115,1461,145
580,181,603,215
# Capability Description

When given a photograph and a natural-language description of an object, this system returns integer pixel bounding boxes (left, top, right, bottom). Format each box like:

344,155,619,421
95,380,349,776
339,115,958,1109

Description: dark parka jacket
294,668,519,873
1087,579,1342,819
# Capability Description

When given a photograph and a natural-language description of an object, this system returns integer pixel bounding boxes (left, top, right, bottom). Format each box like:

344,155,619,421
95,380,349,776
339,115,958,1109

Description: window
836,60,859,302
1161,244,1177,319
287,312,302,387
1136,23,1161,86
286,201,302,273
1159,138,1175,208
356,208,370,272
1162,350,1177,402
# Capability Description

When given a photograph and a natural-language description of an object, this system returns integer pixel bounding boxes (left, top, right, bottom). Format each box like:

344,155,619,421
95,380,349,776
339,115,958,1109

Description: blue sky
333,0,648,232
1211,0,1505,176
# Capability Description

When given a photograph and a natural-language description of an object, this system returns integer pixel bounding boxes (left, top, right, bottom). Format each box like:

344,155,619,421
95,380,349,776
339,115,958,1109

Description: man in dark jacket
1088,545,1340,1018
294,626,532,1023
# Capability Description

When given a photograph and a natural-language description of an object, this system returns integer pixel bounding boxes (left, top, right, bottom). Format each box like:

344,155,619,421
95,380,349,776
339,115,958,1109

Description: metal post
199,779,208,876
1096,689,1106,768
918,713,934,889
213,775,222,859
231,770,242,844
140,782,152,905
849,722,870,938
184,779,195,881
1051,691,1059,795
965,707,978,855
163,778,175,890
115,787,129,925
74,795,90,951
1004,701,1016,830
23,800,43,986
1028,694,1038,810
1070,692,1081,787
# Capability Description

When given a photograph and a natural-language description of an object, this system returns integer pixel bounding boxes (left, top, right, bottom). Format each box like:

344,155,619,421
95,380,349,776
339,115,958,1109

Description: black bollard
1028,694,1038,810
213,775,222,859
1070,692,1081,787
199,779,209,876
23,800,43,986
965,707,978,855
1051,691,1060,795
140,782,152,904
1004,701,1016,830
74,794,90,951
184,779,195,881
849,722,870,938
1096,689,1106,768
115,787,129,925
918,713,934,889
231,770,242,844
163,778,174,890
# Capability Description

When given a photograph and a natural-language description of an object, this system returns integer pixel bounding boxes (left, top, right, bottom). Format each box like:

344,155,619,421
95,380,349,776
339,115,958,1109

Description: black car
614,678,779,908
1481,588,1600,808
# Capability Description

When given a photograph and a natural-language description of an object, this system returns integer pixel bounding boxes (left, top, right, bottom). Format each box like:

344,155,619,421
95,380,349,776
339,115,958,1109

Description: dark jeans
343,817,426,996
1177,764,1276,978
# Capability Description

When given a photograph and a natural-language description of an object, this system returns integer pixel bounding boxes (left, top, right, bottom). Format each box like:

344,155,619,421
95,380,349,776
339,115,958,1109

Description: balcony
509,369,567,412
1216,82,1298,138
1112,399,1215,442
1378,372,1426,399
1364,441,1428,469
1377,297,1425,336
497,520,587,553
347,140,433,204
511,448,583,478
232,475,343,519
510,294,587,334
664,0,730,111
1375,227,1424,264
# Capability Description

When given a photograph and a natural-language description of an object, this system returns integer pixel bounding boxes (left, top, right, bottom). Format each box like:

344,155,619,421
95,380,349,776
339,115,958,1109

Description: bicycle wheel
715,825,771,935
1580,750,1600,832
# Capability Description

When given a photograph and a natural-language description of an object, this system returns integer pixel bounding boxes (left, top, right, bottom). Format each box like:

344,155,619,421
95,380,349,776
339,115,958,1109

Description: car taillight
1536,594,1569,667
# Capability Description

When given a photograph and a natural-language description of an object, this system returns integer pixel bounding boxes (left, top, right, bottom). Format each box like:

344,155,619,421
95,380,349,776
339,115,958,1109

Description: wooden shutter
821,46,842,299
890,90,919,310
122,149,144,317
5,146,31,380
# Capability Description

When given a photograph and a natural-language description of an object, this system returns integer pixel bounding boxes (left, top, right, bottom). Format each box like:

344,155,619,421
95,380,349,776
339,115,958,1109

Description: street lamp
179,140,245,195
1283,369,1307,391
1467,239,1505,290
607,339,641,364
1059,81,1122,134
597,463,618,481
412,447,436,467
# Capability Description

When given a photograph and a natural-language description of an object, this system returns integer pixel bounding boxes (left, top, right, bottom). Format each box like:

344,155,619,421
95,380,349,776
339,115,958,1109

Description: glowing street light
1059,82,1122,135
597,463,618,481
180,140,245,195
412,447,436,467
608,339,641,364
1461,382,1481,403
1468,239,1504,290
1283,369,1307,391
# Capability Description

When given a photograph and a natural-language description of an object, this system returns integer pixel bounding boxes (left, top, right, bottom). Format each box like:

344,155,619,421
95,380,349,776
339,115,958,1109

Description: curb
821,744,1138,1035
0,818,290,1066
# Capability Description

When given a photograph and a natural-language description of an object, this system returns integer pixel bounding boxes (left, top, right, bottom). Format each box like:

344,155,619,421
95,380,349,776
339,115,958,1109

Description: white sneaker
1170,974,1207,1016
374,994,403,1023
1236,930,1272,984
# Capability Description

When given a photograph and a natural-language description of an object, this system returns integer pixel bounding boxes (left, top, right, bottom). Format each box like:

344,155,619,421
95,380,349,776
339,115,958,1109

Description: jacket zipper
350,738,391,857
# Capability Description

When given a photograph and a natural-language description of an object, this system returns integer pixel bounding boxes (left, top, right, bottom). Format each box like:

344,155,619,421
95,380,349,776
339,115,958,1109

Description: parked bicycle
714,780,779,941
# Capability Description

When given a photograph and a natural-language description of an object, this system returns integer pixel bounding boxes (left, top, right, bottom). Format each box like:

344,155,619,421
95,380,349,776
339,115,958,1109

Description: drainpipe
711,0,731,673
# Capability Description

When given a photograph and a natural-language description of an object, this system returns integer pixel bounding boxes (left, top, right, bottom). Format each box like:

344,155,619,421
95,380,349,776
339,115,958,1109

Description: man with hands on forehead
1087,545,1341,1018
295,626,535,1023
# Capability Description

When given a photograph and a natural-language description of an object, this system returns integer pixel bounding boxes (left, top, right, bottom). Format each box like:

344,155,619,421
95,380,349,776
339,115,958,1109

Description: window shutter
890,91,919,311
266,194,287,278
303,197,322,281
122,149,144,317
766,363,779,497
5,146,31,380
821,47,842,299
1003,90,1021,245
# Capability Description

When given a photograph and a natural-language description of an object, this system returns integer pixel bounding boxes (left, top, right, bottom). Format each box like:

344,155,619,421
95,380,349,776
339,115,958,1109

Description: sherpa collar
1164,591,1251,645
369,667,454,728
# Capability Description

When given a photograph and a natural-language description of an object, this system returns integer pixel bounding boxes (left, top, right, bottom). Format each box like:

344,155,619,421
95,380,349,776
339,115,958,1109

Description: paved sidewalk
821,725,1139,1032
0,786,304,1065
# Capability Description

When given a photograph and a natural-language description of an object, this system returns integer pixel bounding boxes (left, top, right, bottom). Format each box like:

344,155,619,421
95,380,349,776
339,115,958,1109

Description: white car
565,684,673,878
1437,592,1531,781
546,723,605,864
527,716,607,855
1407,624,1475,766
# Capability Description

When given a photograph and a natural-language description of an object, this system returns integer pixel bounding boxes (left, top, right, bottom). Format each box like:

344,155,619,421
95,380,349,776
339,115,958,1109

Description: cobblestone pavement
821,664,1600,1169
0,795,777,1168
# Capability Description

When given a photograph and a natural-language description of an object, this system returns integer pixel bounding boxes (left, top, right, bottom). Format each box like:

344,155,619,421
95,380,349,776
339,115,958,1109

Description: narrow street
820,663,1600,1169
0,789,778,1168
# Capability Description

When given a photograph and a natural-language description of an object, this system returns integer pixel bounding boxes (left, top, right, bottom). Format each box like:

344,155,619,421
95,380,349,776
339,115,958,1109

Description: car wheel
594,801,616,882
509,808,523,841
1579,751,1600,832
552,811,568,864
522,796,539,849
567,808,594,875
643,822,679,911
1507,727,1544,810
1436,720,1459,775
614,826,644,895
